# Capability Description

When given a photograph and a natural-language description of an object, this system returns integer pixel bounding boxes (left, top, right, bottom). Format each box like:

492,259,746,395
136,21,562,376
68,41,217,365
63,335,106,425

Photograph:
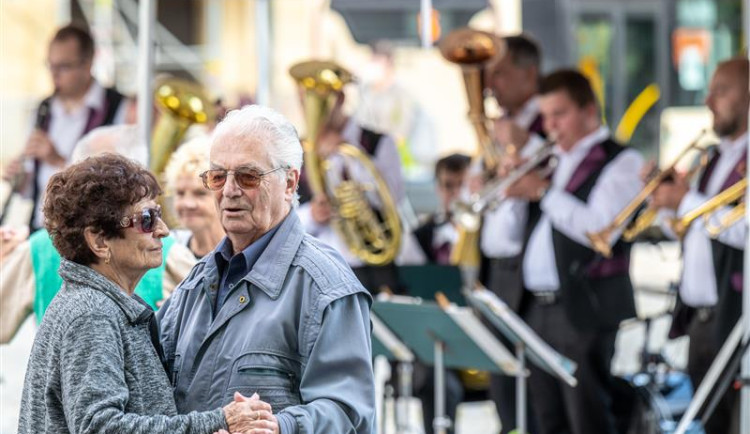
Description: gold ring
256,410,260,420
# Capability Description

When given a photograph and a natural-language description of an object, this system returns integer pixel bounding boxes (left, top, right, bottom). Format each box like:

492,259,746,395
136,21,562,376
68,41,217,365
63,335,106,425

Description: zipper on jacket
237,366,295,380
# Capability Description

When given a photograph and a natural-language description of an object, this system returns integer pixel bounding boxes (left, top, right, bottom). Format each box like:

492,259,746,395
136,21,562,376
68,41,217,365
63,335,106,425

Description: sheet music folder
466,287,578,387
372,296,524,376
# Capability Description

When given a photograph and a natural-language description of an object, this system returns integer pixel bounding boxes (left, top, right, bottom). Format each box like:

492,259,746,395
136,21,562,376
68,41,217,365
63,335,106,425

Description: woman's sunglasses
120,206,162,233
199,167,284,191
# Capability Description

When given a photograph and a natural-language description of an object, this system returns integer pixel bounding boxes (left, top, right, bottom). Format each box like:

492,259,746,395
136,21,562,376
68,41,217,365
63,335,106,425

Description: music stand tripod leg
396,361,414,432
516,343,527,434
433,340,451,434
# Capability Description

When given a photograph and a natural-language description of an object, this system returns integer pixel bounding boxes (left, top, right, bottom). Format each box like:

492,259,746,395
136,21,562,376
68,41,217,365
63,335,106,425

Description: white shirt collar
718,132,748,155
554,125,610,157
51,79,105,114
512,96,541,130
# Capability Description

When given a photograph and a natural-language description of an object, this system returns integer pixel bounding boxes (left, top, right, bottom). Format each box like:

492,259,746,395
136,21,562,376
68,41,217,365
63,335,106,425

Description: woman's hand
223,392,280,434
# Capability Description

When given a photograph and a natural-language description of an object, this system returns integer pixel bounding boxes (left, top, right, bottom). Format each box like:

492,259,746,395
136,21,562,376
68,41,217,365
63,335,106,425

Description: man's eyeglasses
199,167,285,191
120,206,162,233
46,60,85,74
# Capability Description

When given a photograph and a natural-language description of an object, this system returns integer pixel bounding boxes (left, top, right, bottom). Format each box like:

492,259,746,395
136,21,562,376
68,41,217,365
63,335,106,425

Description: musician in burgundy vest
650,58,748,434
478,33,547,433
2,24,126,231
500,70,644,434
414,153,471,264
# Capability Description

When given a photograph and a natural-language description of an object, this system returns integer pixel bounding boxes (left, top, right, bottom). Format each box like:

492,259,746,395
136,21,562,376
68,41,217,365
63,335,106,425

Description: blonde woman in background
164,136,224,259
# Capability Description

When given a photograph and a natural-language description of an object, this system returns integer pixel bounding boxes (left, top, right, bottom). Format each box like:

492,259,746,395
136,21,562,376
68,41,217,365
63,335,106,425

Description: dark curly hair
43,153,161,265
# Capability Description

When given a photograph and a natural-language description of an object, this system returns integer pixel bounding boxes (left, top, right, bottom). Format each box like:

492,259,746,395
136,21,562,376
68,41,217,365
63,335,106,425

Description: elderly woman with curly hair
18,154,267,434
164,135,224,259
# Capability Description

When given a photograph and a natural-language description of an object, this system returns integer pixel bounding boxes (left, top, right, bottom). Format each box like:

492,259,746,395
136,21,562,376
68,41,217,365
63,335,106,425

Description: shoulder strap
101,87,125,126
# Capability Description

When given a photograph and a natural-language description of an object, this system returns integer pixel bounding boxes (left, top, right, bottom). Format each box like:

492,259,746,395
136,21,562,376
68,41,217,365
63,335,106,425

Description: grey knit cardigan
18,259,228,433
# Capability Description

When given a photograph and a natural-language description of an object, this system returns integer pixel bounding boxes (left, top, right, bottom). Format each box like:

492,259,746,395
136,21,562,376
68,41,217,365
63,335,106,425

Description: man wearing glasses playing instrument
158,105,376,434
2,24,127,231
649,58,748,434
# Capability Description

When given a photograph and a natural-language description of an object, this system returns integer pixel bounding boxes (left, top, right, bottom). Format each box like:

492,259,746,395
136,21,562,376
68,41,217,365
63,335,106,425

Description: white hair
163,135,211,194
211,105,304,205
71,125,148,165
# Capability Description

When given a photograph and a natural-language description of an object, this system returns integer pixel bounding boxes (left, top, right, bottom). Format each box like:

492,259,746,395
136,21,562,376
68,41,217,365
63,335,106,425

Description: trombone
704,202,745,238
586,129,713,257
669,177,747,239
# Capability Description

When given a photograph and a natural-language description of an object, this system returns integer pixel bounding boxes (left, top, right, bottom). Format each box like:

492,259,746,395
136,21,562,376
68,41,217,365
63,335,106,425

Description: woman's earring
105,250,111,265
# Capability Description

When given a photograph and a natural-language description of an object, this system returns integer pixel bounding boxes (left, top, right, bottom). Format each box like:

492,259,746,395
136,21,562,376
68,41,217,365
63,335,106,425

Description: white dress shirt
480,97,546,258
25,80,126,227
522,126,644,292
670,133,747,306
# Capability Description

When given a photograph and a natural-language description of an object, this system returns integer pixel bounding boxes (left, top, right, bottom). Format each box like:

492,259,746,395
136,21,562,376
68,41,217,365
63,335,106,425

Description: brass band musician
497,69,644,434
649,57,748,434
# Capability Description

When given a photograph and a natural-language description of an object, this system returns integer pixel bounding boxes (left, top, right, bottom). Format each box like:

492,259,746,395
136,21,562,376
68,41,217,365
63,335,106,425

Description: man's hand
316,129,343,159
310,194,332,225
650,172,690,211
223,392,279,434
24,130,65,167
493,118,529,151
0,225,30,263
496,152,524,179
504,171,550,202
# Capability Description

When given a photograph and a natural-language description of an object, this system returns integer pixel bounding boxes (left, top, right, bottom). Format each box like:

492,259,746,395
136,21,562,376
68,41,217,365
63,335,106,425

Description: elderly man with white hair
157,105,375,434
0,124,196,344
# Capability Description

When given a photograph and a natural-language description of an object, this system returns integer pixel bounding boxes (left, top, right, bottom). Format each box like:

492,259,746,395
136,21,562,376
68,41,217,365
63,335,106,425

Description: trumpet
670,177,746,239
704,202,745,238
452,144,557,232
586,129,713,257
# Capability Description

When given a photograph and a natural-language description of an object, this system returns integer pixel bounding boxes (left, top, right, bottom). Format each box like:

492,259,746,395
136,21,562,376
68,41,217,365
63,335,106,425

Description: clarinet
0,100,51,224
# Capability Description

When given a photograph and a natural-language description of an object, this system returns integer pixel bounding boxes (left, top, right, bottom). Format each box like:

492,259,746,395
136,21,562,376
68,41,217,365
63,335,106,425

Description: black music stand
373,296,524,434
465,287,579,434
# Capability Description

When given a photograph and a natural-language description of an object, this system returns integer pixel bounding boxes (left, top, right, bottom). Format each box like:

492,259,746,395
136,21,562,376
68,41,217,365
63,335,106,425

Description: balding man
650,57,749,434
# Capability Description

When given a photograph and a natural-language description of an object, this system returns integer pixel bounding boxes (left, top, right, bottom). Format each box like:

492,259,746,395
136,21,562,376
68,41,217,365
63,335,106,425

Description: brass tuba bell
290,60,402,266
150,77,214,176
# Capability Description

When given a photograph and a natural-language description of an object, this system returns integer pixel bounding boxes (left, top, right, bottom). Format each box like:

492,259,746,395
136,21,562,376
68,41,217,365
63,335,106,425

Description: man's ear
286,169,300,199
83,227,109,263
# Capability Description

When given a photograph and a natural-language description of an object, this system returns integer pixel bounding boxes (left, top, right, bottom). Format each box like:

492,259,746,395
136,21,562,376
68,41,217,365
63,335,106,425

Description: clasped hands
220,392,280,434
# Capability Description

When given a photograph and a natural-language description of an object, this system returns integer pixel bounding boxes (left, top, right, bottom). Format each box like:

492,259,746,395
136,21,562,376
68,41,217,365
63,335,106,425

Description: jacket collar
243,211,305,299
201,210,305,300
58,259,152,324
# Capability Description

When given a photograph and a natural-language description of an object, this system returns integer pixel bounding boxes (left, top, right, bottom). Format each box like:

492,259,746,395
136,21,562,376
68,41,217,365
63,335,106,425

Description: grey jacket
18,259,227,434
158,211,376,434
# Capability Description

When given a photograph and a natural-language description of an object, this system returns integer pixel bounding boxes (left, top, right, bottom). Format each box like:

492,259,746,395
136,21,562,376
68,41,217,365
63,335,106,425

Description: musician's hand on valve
640,160,658,183
493,118,529,150
316,129,343,159
25,130,64,167
504,171,550,202
650,171,689,211
496,153,524,179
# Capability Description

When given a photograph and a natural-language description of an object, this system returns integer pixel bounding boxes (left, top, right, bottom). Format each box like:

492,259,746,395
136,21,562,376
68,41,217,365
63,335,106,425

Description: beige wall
205,0,521,160
1,1,59,161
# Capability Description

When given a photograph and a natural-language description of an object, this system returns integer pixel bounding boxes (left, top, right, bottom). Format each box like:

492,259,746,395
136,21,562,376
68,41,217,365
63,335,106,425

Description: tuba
150,77,214,176
289,60,402,266
440,28,504,172
439,28,505,270
150,77,214,227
